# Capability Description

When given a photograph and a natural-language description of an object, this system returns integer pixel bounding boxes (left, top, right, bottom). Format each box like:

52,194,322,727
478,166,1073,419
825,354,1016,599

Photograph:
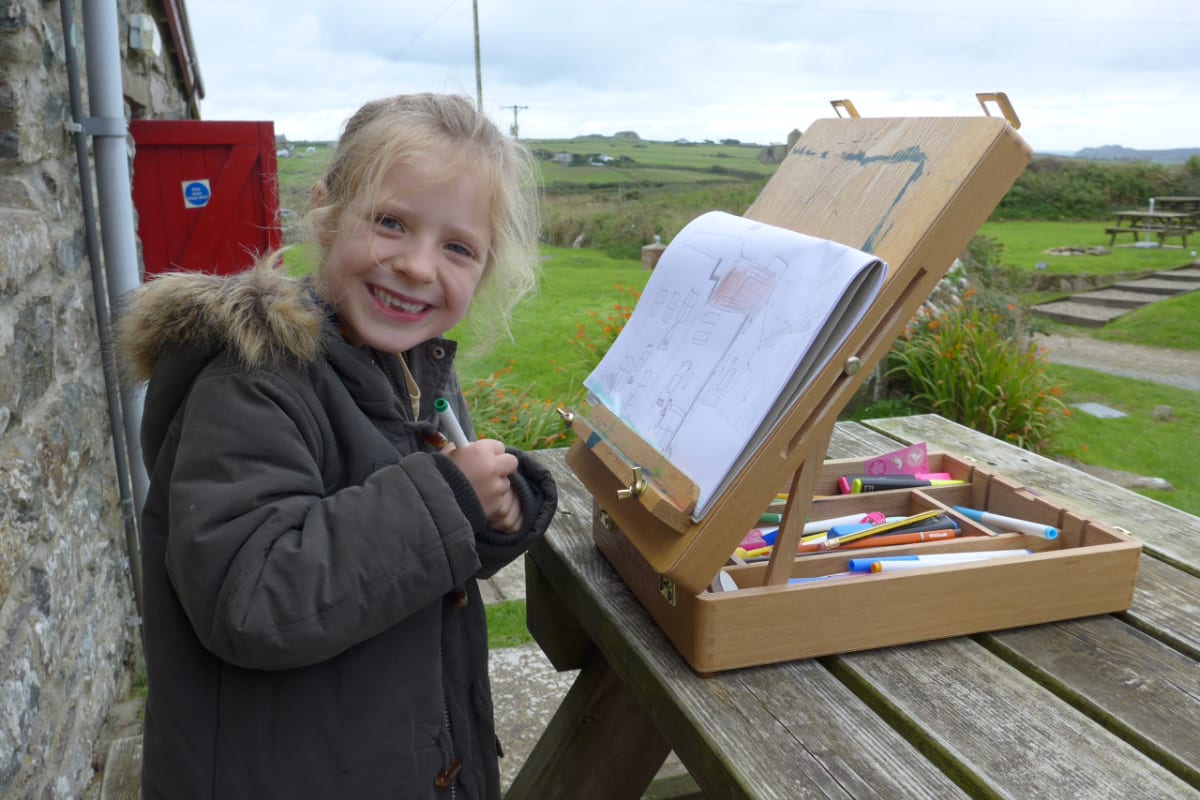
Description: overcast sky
184,0,1198,154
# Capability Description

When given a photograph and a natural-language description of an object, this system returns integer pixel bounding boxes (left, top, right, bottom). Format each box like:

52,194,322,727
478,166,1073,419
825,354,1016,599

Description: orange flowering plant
886,290,1071,453
462,362,573,451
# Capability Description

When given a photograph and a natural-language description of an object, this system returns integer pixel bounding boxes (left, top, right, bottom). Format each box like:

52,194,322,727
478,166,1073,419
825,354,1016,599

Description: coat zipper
440,635,457,800
378,350,458,797
374,350,407,418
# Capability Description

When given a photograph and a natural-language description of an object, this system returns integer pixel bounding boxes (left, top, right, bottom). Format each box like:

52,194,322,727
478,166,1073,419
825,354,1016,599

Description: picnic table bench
510,414,1200,799
1107,209,1193,247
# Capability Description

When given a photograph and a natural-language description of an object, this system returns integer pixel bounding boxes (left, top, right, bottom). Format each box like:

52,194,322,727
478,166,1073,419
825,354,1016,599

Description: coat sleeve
162,366,482,671
443,377,559,578
473,448,559,578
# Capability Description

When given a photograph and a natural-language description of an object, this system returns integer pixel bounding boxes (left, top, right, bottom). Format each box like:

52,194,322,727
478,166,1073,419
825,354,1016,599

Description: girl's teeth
373,288,425,313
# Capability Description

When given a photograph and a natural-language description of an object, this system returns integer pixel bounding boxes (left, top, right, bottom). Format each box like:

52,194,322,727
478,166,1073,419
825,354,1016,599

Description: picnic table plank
1129,557,1200,656
835,637,1200,799
986,616,1200,786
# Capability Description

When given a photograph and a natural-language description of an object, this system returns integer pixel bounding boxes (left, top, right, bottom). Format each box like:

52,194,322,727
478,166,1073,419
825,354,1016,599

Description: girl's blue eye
446,242,475,258
376,214,404,232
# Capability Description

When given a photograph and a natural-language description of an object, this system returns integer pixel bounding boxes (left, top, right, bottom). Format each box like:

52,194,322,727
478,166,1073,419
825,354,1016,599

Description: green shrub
462,363,573,451
885,292,1070,453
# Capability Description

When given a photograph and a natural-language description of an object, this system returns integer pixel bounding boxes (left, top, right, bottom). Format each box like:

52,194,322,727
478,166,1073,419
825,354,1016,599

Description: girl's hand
445,439,524,534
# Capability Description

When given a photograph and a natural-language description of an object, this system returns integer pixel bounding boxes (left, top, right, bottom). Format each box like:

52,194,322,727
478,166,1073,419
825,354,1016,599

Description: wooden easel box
560,107,1146,673
589,454,1142,674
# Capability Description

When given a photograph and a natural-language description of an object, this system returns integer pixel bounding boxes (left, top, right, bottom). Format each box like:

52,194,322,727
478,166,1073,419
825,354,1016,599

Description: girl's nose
390,242,437,283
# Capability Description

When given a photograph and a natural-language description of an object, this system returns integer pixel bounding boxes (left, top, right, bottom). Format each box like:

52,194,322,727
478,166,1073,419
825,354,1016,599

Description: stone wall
0,1,192,796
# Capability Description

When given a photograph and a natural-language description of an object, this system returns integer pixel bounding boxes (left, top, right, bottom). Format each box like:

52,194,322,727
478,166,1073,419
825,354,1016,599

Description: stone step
1030,300,1129,328
1159,265,1200,280
1155,271,1200,284
1111,277,1197,295
1068,289,1158,309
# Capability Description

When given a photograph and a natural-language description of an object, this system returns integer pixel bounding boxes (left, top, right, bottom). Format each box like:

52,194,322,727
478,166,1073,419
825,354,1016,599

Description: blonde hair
305,93,541,347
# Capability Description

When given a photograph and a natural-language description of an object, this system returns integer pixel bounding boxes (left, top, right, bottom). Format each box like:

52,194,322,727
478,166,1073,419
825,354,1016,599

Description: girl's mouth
370,285,431,315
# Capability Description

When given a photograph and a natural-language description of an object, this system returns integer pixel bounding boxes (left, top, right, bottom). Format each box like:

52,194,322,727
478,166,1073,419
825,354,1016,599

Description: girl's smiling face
320,155,492,353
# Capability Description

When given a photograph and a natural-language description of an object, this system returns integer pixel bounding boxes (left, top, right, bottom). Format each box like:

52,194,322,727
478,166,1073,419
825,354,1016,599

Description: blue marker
787,571,865,584
954,506,1059,540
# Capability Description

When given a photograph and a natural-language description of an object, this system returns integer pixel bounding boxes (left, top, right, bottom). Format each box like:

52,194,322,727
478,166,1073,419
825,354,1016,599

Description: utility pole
501,104,528,139
472,0,483,110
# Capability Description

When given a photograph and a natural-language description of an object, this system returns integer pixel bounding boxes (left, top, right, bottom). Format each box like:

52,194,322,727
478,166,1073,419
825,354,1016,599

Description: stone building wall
0,1,193,796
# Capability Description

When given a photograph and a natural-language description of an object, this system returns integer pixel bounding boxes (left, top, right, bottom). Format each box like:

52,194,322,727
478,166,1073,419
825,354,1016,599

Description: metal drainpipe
60,0,147,615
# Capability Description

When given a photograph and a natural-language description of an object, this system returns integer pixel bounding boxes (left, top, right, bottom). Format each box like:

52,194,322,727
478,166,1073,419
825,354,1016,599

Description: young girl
118,93,558,799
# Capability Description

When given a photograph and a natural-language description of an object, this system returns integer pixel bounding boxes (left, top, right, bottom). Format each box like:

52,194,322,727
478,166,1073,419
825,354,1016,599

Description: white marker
433,397,470,449
954,506,1059,540
858,549,1034,573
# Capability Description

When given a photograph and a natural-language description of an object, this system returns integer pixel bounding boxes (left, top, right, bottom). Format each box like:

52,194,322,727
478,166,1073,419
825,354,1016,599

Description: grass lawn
1047,363,1199,515
453,246,652,403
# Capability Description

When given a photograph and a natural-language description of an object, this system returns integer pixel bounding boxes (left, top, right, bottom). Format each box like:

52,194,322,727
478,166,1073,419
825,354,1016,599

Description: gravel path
1035,333,1200,392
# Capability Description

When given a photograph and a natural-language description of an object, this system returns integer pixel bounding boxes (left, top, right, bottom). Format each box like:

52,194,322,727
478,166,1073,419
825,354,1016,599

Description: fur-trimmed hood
117,263,326,384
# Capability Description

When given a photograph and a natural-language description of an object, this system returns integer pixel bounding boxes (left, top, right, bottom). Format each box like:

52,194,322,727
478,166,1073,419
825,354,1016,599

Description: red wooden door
130,120,281,278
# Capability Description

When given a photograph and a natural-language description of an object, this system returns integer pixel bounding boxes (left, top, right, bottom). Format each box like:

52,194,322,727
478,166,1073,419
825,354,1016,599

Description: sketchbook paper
584,211,889,519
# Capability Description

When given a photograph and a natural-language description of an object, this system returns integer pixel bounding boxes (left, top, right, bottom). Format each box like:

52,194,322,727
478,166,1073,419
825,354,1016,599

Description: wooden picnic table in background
1106,209,1192,247
1154,196,1200,226
509,416,1200,800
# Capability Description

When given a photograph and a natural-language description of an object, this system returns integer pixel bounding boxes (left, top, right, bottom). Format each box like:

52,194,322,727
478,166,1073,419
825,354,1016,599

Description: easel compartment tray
591,457,1142,674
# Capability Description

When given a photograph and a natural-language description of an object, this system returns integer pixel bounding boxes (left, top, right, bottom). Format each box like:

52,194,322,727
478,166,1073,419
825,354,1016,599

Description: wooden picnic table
510,415,1200,799
1155,196,1200,215
1107,209,1192,247
1155,197,1200,229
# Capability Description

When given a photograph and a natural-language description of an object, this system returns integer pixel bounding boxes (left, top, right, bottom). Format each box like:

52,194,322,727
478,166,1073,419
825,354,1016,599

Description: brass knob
843,356,862,376
616,466,647,500
556,407,575,427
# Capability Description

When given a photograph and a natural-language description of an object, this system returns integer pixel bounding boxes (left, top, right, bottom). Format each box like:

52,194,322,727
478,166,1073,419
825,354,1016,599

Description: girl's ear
309,182,336,248
310,181,328,207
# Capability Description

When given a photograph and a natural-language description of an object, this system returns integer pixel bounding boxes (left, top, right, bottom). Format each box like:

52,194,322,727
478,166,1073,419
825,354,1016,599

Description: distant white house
550,152,573,165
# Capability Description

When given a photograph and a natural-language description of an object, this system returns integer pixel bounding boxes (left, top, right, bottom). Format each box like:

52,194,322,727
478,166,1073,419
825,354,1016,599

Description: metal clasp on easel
658,576,677,607
617,466,647,500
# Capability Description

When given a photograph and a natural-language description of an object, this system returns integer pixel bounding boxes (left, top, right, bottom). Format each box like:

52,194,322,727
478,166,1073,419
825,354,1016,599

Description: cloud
186,0,1200,151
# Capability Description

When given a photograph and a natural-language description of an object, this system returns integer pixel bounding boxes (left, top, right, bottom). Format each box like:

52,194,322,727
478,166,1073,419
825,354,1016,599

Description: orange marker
827,528,958,551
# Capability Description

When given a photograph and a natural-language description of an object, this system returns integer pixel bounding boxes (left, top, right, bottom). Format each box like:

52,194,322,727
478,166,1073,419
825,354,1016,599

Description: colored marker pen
850,549,1033,572
787,571,866,584
835,474,955,494
864,546,1032,573
851,476,965,493
954,507,1059,540
433,397,470,449
830,528,957,551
